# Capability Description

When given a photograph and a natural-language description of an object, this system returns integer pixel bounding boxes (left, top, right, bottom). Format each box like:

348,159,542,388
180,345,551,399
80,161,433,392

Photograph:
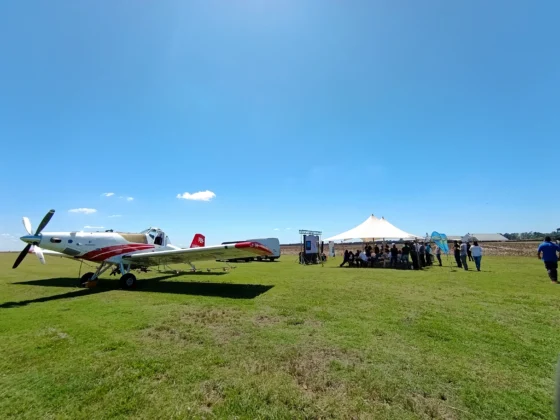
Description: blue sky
1,1,558,250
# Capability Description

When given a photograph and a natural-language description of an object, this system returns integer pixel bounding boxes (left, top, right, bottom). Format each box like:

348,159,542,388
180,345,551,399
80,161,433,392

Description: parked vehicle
219,238,280,262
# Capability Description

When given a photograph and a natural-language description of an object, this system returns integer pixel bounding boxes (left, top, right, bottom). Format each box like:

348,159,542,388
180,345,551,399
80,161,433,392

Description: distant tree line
500,229,560,241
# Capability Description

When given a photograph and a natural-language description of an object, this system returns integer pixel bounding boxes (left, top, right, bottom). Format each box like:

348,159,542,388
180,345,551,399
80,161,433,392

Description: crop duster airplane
12,209,272,289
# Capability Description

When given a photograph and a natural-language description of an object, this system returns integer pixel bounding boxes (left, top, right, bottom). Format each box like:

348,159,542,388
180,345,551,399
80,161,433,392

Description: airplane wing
121,241,272,267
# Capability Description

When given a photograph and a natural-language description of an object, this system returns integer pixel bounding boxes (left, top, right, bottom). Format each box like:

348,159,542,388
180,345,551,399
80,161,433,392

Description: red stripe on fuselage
81,244,152,259
80,244,155,262
234,241,273,255
89,246,155,262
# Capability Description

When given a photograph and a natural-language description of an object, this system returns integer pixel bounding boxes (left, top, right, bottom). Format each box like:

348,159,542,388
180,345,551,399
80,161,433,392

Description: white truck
220,237,281,262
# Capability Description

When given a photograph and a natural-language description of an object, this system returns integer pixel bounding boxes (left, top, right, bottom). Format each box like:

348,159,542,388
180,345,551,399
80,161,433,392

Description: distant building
447,233,508,242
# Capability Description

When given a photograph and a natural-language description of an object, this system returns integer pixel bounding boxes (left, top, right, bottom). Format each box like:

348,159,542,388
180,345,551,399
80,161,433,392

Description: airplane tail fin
190,233,205,248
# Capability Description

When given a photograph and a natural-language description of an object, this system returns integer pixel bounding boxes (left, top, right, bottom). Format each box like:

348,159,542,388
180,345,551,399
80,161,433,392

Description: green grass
1,253,559,419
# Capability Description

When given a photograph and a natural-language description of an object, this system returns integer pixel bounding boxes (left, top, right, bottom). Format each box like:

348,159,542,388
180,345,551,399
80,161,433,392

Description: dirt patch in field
279,346,362,395
196,379,226,413
141,323,204,346
140,308,245,346
178,307,245,345
286,349,344,393
253,314,282,326
403,391,461,420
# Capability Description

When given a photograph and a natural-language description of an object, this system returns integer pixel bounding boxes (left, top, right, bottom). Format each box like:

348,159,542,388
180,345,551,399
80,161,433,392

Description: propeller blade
22,217,32,235
33,246,46,265
13,243,32,269
35,209,55,235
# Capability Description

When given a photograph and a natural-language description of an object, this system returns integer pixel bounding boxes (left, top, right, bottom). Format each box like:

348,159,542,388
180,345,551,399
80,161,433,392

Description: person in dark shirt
339,249,350,267
453,241,462,268
467,242,473,261
419,243,426,267
538,236,560,283
390,244,398,268
410,242,420,270
401,242,411,268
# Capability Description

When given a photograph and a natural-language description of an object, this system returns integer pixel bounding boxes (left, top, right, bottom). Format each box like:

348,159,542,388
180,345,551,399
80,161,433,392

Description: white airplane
12,209,272,289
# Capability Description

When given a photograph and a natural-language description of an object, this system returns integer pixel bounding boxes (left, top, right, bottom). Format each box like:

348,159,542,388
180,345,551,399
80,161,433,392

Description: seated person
358,250,369,267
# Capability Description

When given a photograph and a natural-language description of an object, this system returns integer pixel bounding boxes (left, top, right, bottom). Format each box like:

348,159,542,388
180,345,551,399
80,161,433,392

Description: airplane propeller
12,209,55,269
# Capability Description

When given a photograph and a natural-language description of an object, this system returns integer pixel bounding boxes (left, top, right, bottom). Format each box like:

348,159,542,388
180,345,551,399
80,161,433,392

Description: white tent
325,214,420,242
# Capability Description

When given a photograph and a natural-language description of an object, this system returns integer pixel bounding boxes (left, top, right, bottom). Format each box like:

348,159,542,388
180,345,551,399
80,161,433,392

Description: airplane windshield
139,227,165,245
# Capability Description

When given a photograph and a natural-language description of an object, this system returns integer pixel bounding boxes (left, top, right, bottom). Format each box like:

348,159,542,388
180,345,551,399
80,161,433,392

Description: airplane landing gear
120,273,137,289
79,272,95,288
78,262,111,288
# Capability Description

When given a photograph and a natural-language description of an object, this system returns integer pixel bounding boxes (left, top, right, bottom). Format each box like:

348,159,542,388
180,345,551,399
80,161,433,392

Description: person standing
538,236,560,283
453,241,462,268
410,242,420,270
470,241,483,271
419,242,426,267
467,241,473,261
425,243,432,266
435,245,442,266
401,242,411,268
340,250,350,267
390,244,398,268
460,241,469,270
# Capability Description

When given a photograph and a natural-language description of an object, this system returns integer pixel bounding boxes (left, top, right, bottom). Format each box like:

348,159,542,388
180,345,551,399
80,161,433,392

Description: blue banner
431,231,449,254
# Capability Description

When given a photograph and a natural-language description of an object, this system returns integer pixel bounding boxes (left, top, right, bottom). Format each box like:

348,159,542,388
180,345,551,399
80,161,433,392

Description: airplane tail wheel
120,273,137,290
79,272,94,288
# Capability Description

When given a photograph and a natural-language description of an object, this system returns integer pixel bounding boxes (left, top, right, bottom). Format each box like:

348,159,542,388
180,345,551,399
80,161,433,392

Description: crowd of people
452,240,483,271
339,240,484,271
335,235,560,284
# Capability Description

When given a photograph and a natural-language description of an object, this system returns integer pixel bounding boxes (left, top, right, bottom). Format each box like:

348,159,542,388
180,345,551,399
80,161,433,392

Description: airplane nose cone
20,235,41,244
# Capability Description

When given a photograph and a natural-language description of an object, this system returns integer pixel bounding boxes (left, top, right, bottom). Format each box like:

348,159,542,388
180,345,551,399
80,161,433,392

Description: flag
431,231,449,254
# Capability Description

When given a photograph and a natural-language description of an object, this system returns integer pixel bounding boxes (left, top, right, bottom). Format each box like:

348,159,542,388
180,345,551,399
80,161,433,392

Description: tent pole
382,238,386,268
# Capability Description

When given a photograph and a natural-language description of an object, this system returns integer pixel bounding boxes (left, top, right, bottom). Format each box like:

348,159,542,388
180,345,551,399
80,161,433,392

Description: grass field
1,253,559,419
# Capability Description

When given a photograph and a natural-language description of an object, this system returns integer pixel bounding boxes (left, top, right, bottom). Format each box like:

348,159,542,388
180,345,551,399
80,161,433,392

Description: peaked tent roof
325,214,420,242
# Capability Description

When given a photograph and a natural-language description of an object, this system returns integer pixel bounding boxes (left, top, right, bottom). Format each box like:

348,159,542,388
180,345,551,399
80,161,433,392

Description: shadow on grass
2,274,274,309
0,289,100,309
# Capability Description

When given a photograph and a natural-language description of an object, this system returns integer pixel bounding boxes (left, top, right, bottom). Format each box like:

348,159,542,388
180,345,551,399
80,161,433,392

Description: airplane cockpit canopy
140,227,167,246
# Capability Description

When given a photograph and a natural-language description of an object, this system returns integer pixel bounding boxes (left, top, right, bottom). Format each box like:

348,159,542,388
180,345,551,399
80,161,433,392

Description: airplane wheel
120,273,137,290
79,272,94,287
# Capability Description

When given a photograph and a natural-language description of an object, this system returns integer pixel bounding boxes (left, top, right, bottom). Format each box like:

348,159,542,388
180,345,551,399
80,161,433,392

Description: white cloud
108,214,122,218
69,208,97,214
119,196,134,201
273,228,280,231
102,192,114,197
176,190,216,201
84,226,104,229
286,228,292,230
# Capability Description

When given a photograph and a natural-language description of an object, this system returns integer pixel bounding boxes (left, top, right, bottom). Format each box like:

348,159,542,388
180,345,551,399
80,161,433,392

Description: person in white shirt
470,241,483,271
359,250,369,267
435,245,442,266
459,241,469,270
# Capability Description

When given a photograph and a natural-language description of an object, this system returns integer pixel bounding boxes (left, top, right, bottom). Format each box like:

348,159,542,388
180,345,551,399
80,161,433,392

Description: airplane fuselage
22,231,171,264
